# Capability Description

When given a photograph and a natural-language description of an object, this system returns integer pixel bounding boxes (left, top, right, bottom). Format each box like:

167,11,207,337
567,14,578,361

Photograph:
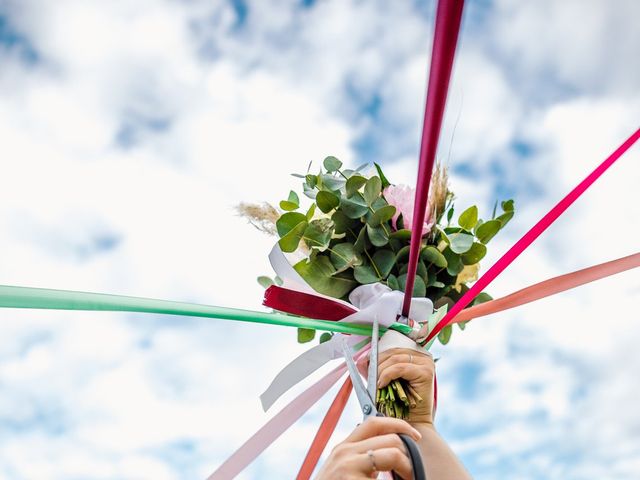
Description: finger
353,447,412,480
378,363,433,388
378,352,433,373
345,416,421,443
378,348,432,364
346,433,405,455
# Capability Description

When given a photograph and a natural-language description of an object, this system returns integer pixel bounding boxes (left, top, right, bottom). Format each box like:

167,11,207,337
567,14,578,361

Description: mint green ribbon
0,285,413,336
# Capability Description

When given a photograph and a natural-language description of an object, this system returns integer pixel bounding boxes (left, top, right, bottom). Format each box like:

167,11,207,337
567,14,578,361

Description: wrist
409,421,436,432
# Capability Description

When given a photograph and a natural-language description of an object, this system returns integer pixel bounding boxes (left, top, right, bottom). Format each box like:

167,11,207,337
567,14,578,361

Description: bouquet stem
376,379,422,420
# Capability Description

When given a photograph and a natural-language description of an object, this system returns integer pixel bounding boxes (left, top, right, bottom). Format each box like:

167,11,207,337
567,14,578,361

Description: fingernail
413,428,422,439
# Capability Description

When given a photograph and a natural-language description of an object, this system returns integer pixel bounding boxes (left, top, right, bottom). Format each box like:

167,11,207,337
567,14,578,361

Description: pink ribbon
424,127,640,344
207,346,370,479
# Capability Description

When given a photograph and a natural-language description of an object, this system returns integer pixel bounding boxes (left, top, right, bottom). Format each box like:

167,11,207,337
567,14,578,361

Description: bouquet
240,156,514,418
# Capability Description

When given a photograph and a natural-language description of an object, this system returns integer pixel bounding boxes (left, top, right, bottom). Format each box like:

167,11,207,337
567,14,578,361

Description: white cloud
0,0,638,479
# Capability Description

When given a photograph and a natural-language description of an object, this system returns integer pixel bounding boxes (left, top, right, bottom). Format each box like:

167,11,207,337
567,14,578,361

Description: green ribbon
0,285,413,336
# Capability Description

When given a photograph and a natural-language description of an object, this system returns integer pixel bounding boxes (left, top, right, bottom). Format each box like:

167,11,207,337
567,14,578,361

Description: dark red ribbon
402,0,465,318
263,285,356,321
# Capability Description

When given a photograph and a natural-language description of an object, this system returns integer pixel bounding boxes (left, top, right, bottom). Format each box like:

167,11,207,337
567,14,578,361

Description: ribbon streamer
423,127,640,344
450,252,640,324
0,285,375,337
296,377,353,480
402,0,465,317
207,346,370,479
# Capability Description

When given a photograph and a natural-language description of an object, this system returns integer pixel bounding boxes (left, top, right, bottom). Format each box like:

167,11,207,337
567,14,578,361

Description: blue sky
0,0,639,479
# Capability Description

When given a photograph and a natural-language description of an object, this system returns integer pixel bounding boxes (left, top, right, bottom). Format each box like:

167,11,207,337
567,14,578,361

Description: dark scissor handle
392,433,426,480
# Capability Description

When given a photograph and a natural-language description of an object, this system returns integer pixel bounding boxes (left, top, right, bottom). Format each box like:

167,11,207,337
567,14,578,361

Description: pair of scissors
341,318,427,480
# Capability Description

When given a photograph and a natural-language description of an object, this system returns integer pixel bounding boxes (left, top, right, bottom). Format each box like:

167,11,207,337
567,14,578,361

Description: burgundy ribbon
263,285,356,321
402,0,465,318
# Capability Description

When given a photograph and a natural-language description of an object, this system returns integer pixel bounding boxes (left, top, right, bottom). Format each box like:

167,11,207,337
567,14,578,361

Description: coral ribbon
296,377,353,479
451,252,640,324
424,127,640,344
402,0,465,317
206,347,369,479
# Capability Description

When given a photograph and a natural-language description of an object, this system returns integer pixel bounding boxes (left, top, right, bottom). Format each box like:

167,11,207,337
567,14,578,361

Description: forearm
411,423,472,480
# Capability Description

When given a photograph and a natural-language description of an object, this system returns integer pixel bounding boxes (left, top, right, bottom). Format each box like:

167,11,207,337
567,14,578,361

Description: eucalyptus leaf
291,173,305,179
461,242,487,265
332,210,356,234
354,226,369,252
354,264,380,284
372,249,395,278
457,321,467,331
398,274,426,297
288,190,300,205
320,174,346,191
257,276,274,289
330,242,362,272
306,203,316,221
389,229,412,241
355,162,369,172
395,245,411,263
367,205,396,226
303,218,334,251
363,176,382,205
316,191,340,213
472,292,493,305
346,175,367,197
297,328,316,343
443,248,464,276
366,223,389,247
475,219,501,243
323,156,343,172
496,211,514,226
340,195,369,218
438,324,452,345
448,232,474,254
276,212,307,237
387,273,400,290
305,174,318,188
278,221,307,252
294,256,356,298
421,246,447,268
303,184,317,199
279,200,298,211
458,206,478,230
319,332,333,344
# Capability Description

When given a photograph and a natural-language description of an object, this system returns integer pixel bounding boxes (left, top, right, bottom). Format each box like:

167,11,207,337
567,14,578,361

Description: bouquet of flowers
240,156,514,418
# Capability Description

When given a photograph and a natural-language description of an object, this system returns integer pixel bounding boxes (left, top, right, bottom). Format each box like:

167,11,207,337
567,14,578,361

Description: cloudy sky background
0,0,639,478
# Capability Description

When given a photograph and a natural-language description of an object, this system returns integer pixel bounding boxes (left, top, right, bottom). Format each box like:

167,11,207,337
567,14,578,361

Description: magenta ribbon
424,127,640,344
402,0,465,317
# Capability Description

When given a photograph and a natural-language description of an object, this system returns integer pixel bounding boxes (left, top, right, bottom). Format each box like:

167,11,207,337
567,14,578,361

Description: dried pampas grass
236,202,280,236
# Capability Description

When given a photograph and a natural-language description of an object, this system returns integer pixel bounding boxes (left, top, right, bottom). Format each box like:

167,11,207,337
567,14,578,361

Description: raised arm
378,348,473,480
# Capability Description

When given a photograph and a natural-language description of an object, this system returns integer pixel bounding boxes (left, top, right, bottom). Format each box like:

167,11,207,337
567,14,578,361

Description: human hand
315,416,422,480
377,348,435,426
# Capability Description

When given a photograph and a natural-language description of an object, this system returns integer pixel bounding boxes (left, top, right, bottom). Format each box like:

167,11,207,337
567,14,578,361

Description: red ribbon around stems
402,0,465,318
423,127,640,344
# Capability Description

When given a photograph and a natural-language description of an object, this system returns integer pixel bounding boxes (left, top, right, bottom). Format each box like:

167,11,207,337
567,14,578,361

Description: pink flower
383,184,433,234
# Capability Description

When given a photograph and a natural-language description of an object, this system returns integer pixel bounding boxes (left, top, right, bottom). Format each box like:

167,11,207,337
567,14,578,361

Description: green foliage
268,157,515,345
297,327,316,343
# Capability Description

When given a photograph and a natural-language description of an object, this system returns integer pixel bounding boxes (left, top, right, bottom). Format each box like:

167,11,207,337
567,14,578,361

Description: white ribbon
260,246,435,411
